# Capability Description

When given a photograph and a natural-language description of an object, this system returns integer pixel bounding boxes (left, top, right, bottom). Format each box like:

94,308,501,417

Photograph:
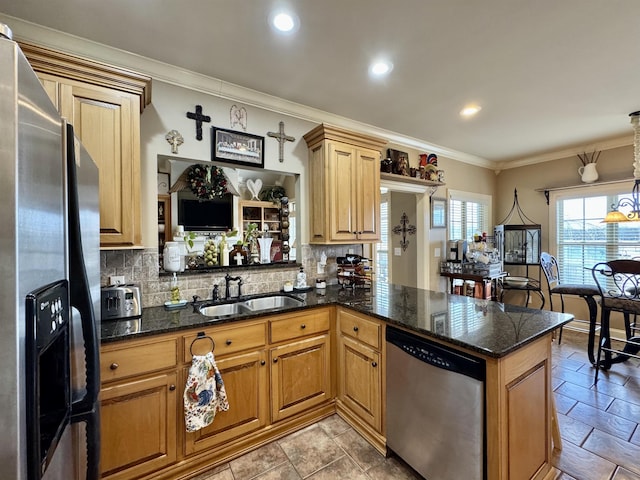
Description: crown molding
1,13,493,167
495,135,633,171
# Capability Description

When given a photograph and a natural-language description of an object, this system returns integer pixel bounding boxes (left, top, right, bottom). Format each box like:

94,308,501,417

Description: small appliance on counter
101,284,142,320
447,240,467,262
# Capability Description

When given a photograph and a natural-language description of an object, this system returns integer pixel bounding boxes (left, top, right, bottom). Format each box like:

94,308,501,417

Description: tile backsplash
100,244,363,307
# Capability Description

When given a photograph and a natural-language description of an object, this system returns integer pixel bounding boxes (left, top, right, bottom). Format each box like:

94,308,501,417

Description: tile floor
191,329,640,480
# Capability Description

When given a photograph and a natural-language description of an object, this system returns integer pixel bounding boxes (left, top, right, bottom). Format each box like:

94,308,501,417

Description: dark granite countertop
101,284,573,358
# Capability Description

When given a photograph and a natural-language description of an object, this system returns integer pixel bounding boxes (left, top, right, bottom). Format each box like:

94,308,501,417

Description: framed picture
211,127,264,168
431,197,447,228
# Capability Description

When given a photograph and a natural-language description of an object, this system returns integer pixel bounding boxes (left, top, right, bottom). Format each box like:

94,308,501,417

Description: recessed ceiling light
460,105,482,117
272,12,297,33
370,60,393,77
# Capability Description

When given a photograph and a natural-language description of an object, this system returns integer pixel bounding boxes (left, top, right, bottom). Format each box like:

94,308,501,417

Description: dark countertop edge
158,261,300,277
100,291,574,359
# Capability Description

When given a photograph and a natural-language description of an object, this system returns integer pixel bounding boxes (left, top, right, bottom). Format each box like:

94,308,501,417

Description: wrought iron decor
392,212,416,251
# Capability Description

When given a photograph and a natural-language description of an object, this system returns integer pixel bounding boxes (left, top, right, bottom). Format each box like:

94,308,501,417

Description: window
448,190,492,241
549,182,640,285
376,193,389,283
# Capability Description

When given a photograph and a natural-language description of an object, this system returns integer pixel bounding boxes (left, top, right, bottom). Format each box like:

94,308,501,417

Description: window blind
448,190,492,241
550,183,640,285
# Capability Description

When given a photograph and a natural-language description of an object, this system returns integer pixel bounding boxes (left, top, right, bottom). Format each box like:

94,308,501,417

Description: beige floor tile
333,428,385,471
317,414,352,438
252,462,301,480
305,456,368,480
229,442,289,479
189,464,232,480
278,425,345,478
553,365,597,388
365,455,422,480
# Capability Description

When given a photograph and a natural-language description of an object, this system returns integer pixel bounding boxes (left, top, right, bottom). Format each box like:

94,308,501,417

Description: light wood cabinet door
337,334,382,432
327,141,358,242
59,80,141,246
270,334,331,422
25,40,151,248
100,372,177,480
303,124,385,244
184,350,269,455
507,364,549,480
355,147,381,241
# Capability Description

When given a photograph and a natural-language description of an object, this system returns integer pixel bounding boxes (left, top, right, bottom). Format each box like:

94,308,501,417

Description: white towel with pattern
183,351,229,432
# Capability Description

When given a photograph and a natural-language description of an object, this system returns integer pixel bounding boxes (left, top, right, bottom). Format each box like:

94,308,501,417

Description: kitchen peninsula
100,284,572,480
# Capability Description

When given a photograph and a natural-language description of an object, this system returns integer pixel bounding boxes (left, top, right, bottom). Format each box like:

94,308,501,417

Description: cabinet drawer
270,309,330,344
183,322,266,362
339,309,381,349
101,338,178,383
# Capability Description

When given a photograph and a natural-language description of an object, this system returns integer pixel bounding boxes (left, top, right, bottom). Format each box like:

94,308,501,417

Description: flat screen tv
177,191,234,232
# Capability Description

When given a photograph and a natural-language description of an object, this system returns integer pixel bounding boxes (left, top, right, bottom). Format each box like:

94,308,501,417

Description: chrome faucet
225,273,243,299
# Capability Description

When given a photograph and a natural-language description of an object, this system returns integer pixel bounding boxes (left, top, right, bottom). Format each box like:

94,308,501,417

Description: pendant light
602,111,640,223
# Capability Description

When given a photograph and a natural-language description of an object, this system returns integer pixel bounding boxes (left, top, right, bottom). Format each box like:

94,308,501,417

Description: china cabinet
21,41,152,247
303,124,387,243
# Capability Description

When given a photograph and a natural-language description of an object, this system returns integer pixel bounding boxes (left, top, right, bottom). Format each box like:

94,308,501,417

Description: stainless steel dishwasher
386,326,486,480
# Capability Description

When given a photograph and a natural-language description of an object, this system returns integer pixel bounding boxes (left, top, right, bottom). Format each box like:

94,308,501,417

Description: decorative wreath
188,164,228,199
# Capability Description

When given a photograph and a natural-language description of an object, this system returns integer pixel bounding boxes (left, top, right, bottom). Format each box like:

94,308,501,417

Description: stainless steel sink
199,302,251,318
198,294,304,319
242,295,304,312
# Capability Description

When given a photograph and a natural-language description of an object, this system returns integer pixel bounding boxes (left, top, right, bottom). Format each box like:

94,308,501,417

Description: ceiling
2,0,640,167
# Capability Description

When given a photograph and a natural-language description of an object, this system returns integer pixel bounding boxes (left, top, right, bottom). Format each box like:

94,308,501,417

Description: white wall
139,80,317,248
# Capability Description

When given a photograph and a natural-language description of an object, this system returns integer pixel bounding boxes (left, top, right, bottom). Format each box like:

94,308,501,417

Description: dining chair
591,259,640,383
540,252,600,364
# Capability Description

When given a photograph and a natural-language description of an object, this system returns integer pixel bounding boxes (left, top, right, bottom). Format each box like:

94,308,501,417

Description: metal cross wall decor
392,212,417,251
186,105,211,141
267,121,295,163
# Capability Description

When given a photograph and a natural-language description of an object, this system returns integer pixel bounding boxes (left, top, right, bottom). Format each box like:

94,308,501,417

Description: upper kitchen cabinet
303,125,387,244
20,42,152,248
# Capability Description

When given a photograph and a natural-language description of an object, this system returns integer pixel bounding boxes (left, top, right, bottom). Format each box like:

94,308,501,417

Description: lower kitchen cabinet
335,308,385,454
183,349,269,455
270,334,331,422
99,336,179,480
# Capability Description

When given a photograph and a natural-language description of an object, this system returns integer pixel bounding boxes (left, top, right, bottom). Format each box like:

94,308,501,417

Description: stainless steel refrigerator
0,25,101,480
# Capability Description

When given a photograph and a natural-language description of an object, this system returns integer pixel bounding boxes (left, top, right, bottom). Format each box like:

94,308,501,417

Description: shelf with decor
380,172,445,195
239,200,281,240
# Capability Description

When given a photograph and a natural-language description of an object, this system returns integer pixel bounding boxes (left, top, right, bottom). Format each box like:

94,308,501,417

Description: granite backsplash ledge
100,244,363,307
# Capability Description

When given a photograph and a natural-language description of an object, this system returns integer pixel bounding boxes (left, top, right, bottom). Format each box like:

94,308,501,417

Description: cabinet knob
273,358,278,363
110,363,119,370
353,326,359,332
226,339,232,346
169,384,176,391
301,324,306,329
260,360,266,366
372,361,378,367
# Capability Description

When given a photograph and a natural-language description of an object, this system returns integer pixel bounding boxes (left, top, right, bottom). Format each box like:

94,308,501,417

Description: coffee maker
448,240,467,262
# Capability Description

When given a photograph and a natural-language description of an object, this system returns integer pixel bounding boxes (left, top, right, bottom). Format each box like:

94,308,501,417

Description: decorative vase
258,237,273,264
578,163,598,183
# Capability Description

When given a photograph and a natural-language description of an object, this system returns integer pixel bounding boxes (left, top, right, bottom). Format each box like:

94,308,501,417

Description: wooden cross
186,105,211,141
267,121,295,163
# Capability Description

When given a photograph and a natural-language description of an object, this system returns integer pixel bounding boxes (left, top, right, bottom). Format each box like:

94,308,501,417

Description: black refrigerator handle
66,124,101,480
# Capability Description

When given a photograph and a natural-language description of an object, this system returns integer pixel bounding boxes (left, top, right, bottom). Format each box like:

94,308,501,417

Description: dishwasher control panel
386,326,485,381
